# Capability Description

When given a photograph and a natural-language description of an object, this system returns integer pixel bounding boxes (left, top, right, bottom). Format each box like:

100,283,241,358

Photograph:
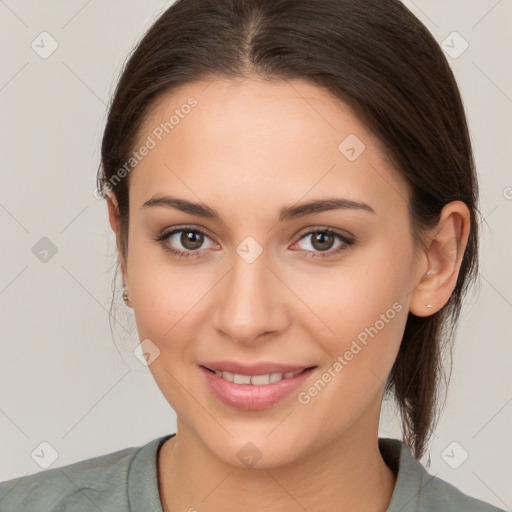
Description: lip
199,364,317,411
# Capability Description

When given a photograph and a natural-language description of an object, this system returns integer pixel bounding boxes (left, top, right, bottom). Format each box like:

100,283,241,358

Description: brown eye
292,228,355,259
156,226,218,259
310,231,336,252
180,230,204,250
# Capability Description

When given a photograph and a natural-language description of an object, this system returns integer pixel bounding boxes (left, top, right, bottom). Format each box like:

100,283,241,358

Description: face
115,77,424,467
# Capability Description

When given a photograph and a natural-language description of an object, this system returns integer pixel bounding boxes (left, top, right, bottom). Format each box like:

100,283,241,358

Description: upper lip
199,361,316,375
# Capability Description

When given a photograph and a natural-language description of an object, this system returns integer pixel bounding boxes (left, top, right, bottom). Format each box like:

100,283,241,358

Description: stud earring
426,304,432,308
122,289,132,304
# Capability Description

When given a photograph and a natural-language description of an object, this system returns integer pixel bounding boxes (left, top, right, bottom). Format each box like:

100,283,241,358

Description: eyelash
154,225,355,260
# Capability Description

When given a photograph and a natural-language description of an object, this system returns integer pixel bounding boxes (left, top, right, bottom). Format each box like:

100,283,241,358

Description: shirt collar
128,434,428,512
380,437,435,511
128,433,174,511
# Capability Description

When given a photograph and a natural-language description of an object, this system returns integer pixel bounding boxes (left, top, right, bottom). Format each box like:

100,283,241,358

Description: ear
409,200,471,317
106,191,129,296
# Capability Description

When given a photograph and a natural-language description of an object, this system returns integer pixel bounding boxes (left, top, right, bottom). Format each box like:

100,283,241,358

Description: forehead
138,77,368,152
129,77,409,222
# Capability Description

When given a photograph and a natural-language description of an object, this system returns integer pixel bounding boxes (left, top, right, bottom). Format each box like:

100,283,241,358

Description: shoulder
0,443,140,511
379,438,506,512
418,472,506,512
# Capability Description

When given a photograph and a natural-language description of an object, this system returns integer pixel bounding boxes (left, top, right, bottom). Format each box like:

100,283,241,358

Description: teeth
270,372,283,383
213,369,304,385
251,374,270,385
233,373,251,384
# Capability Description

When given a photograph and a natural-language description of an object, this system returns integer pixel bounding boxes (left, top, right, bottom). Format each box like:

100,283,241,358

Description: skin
106,76,470,512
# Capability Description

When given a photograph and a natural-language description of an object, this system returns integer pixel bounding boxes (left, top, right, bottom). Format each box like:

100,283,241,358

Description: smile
206,367,306,385
199,364,317,410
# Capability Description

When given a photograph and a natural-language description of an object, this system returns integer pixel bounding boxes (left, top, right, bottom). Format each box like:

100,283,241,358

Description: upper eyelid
295,226,354,240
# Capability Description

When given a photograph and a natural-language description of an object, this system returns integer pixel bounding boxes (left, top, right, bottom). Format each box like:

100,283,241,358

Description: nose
212,249,290,345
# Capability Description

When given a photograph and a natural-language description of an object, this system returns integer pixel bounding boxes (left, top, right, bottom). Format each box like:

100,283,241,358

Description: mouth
200,365,316,385
198,363,318,410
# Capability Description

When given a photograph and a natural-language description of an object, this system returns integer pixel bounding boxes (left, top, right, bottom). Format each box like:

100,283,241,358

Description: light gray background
0,0,511,509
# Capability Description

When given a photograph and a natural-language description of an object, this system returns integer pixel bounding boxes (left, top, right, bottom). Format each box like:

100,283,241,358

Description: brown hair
97,0,479,460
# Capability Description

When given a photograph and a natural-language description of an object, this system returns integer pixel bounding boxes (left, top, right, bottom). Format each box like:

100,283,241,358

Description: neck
158,413,396,512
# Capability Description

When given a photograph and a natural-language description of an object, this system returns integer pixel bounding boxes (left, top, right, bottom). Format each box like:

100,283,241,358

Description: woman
0,0,505,510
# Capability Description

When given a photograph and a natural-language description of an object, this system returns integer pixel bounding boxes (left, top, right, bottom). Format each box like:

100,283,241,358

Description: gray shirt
0,434,505,511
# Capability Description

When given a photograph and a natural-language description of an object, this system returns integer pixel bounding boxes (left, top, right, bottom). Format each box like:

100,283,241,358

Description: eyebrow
141,195,376,221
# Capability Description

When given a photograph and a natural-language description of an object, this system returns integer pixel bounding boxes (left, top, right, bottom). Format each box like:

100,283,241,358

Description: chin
197,427,310,470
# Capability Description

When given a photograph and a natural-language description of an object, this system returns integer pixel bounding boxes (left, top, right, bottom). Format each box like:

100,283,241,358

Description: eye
291,227,355,259
155,225,355,260
155,226,218,259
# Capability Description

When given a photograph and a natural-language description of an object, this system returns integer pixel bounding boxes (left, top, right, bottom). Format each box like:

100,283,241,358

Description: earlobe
409,201,471,317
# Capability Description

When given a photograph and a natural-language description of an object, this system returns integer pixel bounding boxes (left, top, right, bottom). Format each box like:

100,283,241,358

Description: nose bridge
213,244,287,343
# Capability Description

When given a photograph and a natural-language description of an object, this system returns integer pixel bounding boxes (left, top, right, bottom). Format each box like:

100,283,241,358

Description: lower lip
199,365,316,410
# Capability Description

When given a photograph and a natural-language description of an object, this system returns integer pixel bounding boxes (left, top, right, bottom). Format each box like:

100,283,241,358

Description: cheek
295,238,412,394
297,235,412,337
126,228,193,325
129,268,207,344
126,245,223,367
